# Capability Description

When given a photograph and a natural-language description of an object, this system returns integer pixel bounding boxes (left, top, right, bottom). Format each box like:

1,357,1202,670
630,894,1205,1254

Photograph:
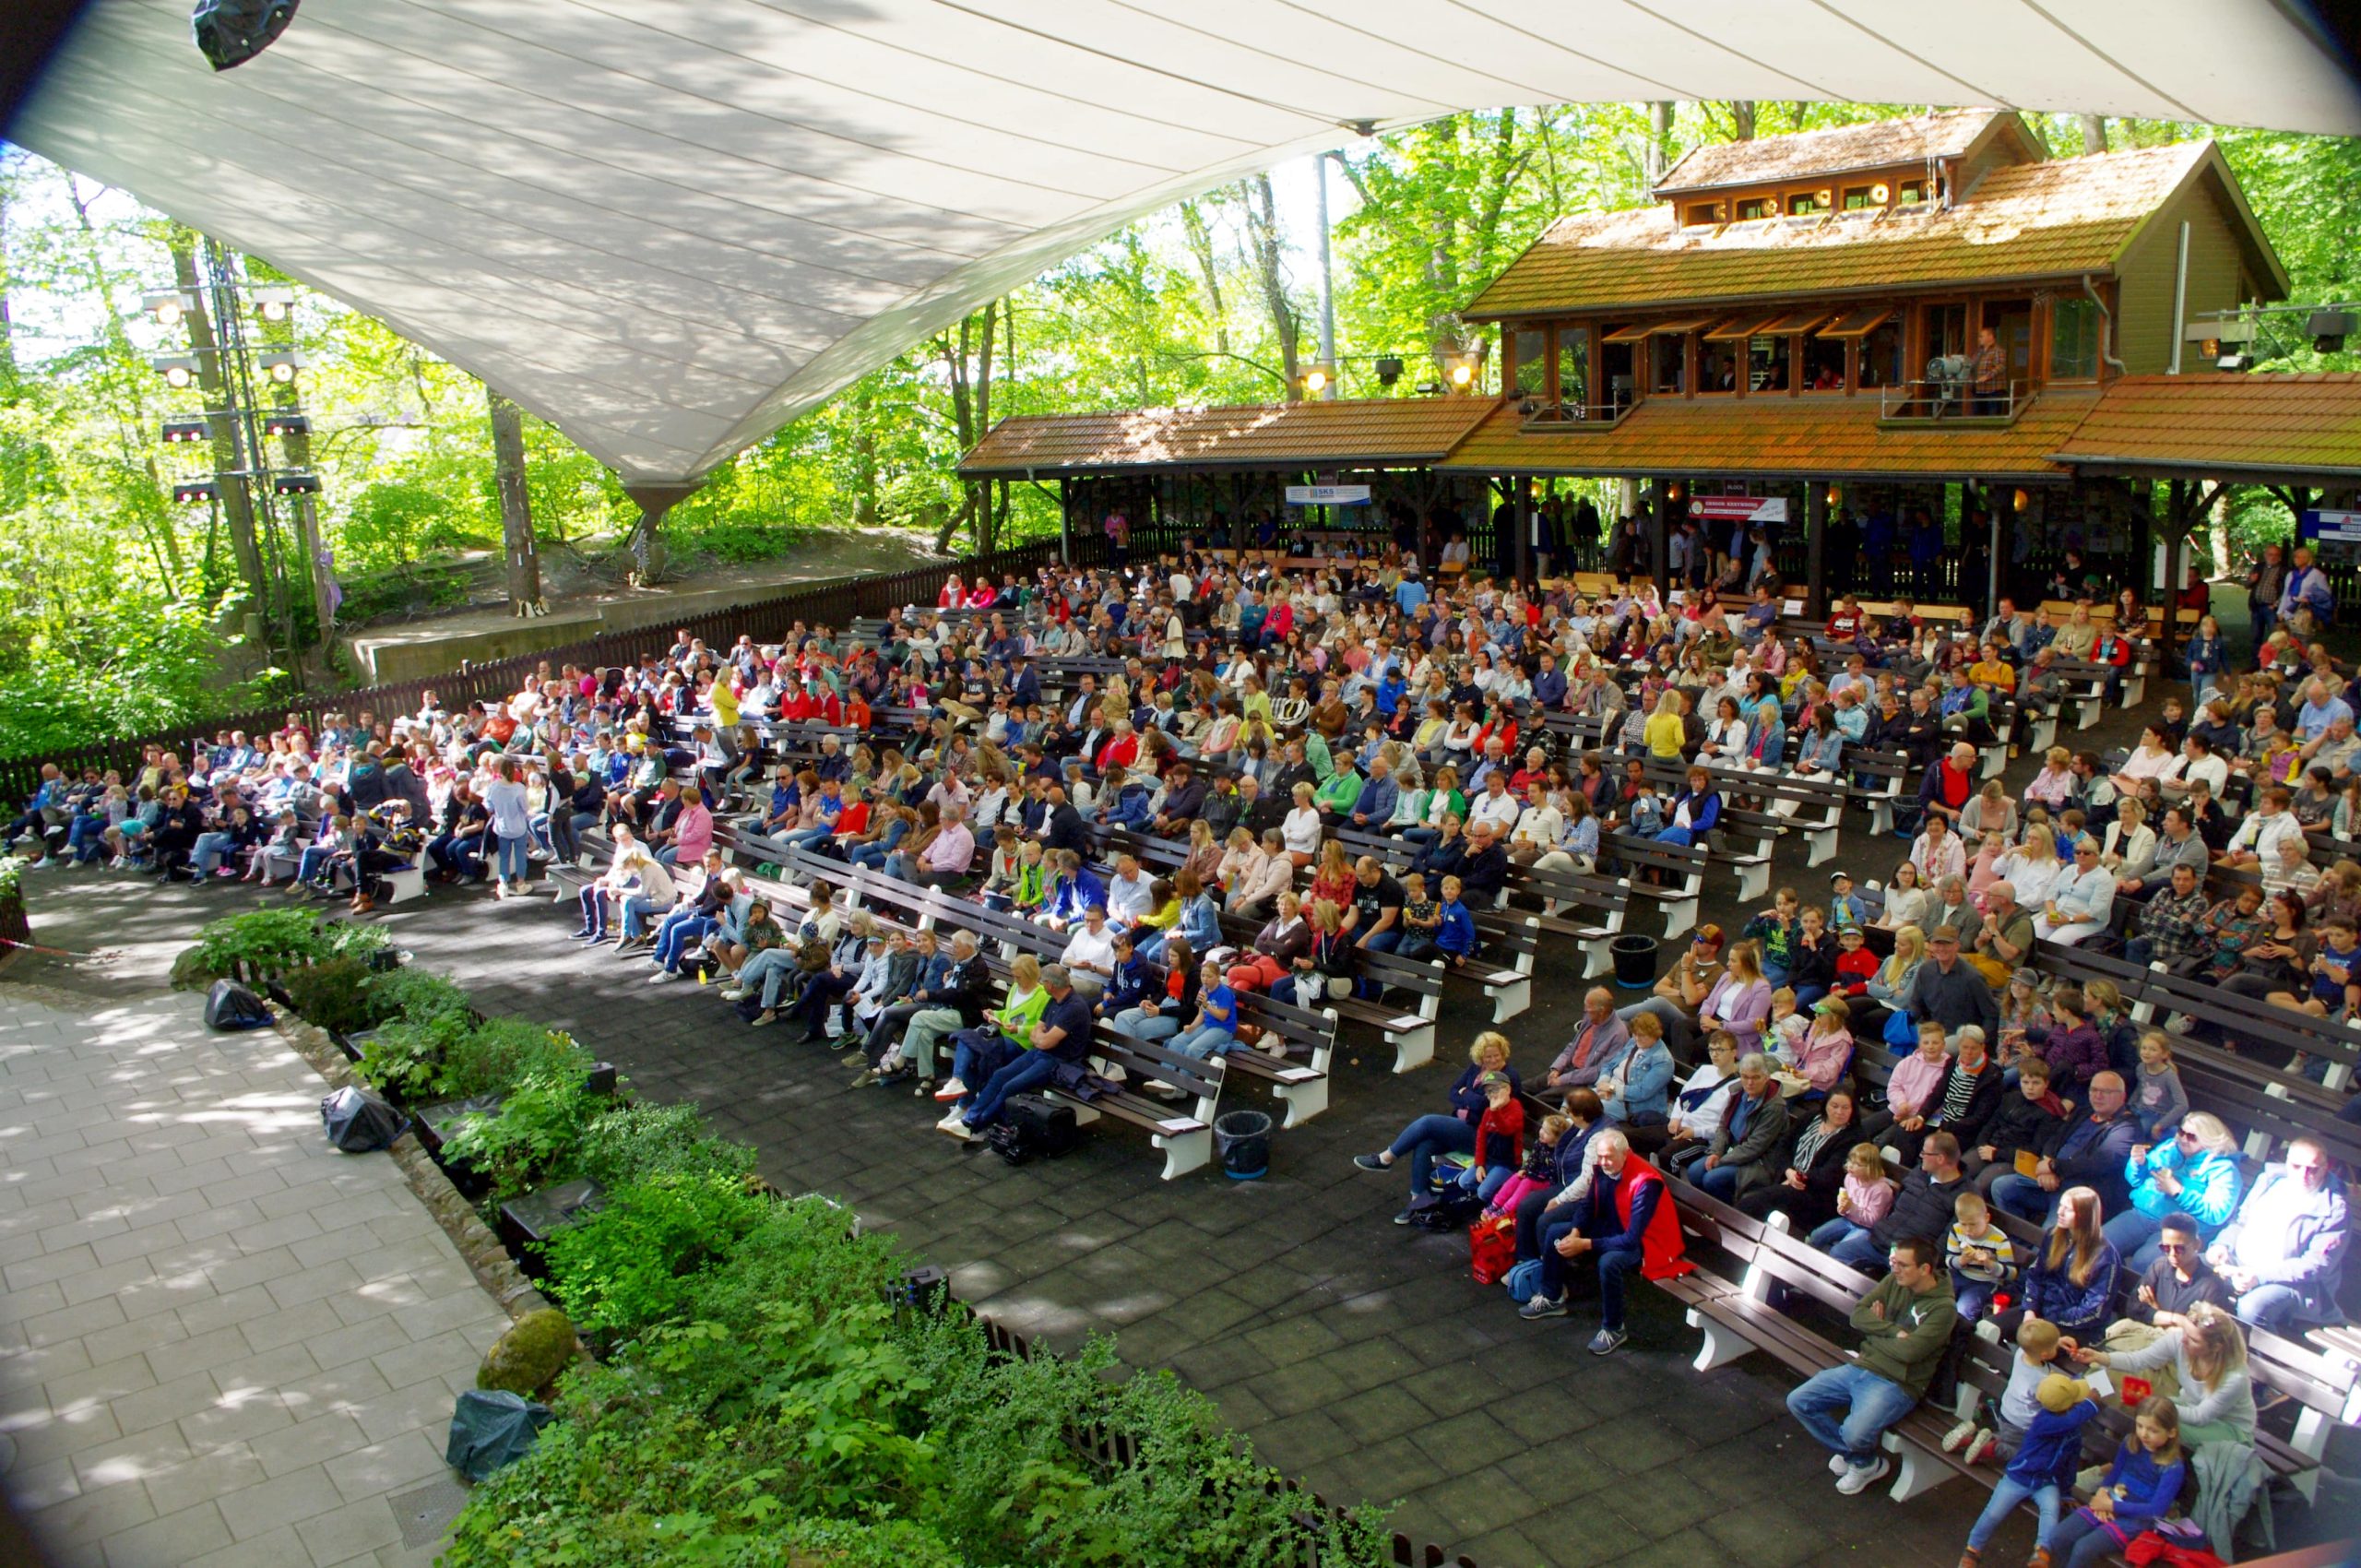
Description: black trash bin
1214,1110,1272,1181
1609,933,1660,990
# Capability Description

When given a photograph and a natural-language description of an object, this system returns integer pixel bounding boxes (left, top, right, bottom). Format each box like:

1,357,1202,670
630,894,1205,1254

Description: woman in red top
937,575,963,610
1096,721,1140,775
965,581,997,609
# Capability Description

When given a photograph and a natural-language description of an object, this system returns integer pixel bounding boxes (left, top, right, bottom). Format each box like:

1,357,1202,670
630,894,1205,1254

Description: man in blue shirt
1394,572,1428,616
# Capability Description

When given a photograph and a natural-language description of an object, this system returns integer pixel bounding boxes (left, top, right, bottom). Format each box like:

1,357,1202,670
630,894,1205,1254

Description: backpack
1501,1256,1545,1301
205,980,274,1031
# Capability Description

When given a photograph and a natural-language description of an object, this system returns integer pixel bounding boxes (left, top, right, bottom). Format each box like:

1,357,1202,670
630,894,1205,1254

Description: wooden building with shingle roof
962,110,2355,634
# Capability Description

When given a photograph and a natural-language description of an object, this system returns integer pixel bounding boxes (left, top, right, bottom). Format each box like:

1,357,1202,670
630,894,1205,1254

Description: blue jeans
1988,1173,2059,1225
1171,1026,1236,1060
964,1050,1058,1129
619,893,664,941
780,824,836,851
1536,1228,1643,1330
1110,1007,1180,1043
1808,1216,1884,1272
2235,1282,2310,1332
296,845,338,884
1966,1475,2061,1551
1786,1362,1918,1468
192,831,236,874
1387,1113,1476,1201
738,947,800,1006
653,911,715,971
2102,1208,2166,1272
1695,1161,1745,1202
494,832,530,884
2048,1511,2129,1568
1654,825,1694,848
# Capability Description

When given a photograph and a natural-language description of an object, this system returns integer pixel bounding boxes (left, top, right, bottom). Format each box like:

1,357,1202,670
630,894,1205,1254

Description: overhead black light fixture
142,290,196,327
192,0,301,71
160,417,210,445
2309,309,2355,354
172,479,219,505
271,472,322,496
262,411,311,438
1374,356,1404,386
2216,350,2254,373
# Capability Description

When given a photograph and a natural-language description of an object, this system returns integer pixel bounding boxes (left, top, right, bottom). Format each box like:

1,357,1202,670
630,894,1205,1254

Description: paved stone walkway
0,989,507,1568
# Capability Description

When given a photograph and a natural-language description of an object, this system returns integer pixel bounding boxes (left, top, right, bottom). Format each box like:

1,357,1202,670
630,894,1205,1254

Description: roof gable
1468,141,2217,318
1654,109,2030,197
958,397,1495,477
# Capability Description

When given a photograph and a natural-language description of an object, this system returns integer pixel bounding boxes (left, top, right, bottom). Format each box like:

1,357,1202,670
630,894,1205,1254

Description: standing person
1955,1372,2105,1568
1786,1237,1959,1495
481,757,534,899
2247,542,2287,656
2279,543,2334,632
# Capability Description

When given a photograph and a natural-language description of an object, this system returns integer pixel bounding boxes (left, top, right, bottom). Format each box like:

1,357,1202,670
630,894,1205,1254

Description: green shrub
573,1101,757,1193
438,1016,592,1100
354,1010,471,1103
169,908,387,990
362,967,473,1026
278,956,388,1037
538,1173,772,1339
442,1070,600,1204
476,1307,578,1397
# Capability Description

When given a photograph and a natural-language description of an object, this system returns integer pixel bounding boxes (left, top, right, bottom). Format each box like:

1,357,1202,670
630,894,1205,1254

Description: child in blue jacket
1958,1373,2102,1567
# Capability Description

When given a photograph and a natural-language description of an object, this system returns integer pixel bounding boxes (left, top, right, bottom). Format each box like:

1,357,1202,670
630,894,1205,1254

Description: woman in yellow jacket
1644,691,1689,760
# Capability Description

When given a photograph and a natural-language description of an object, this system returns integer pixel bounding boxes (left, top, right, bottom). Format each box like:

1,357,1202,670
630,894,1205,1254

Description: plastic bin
1214,1110,1273,1181
1609,933,1660,990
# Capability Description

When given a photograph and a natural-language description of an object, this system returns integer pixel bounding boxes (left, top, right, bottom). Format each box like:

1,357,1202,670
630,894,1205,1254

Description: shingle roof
956,398,1496,477
2049,374,2361,480
1654,110,2013,196
1435,392,2094,481
1467,141,2214,318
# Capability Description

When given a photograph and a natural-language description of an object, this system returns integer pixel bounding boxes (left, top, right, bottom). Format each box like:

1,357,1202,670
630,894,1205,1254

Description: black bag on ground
445,1388,552,1482
204,980,273,1031
320,1087,405,1153
1002,1092,1080,1162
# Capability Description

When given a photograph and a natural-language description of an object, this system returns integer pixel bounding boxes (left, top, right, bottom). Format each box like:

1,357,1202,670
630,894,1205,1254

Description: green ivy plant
169,907,387,990
278,956,389,1037
538,1173,773,1339
362,966,473,1026
442,1069,600,1205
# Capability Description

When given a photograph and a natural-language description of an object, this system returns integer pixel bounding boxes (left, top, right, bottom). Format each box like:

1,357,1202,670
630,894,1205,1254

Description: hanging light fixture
151,354,199,387
142,290,195,327
258,349,305,385
2012,488,2032,512
160,416,209,445
1826,484,1843,506
262,411,311,438
1301,366,1329,396
172,478,219,505
1447,359,1475,390
271,472,321,495
251,288,295,324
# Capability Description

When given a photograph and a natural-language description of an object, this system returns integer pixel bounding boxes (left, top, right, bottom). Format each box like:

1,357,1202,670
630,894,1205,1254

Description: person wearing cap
1955,1372,2104,1568
1619,923,1726,1057
1826,871,1867,932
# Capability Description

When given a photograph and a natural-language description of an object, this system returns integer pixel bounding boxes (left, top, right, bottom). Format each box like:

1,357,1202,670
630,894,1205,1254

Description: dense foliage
167,905,387,989
5,106,2353,757
283,950,1398,1565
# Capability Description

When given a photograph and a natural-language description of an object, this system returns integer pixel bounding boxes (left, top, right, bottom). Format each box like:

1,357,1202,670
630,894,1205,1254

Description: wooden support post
1804,481,1828,616
1649,479,1670,597
1514,476,1532,587
2133,483,2156,597
1058,479,1072,565
1991,488,2011,621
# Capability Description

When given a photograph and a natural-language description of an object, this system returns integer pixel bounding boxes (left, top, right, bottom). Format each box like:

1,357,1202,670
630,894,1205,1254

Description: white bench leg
1880,1435,1951,1503
1869,800,1894,838
2027,715,2057,754
2289,1408,2327,1503
2072,697,2102,731
1486,976,1531,1024
1663,895,1697,942
2120,672,2145,708
1391,1023,1436,1075
1804,825,1839,867
1154,1126,1211,1181
1582,937,1613,980
1687,1308,1752,1373
1274,1075,1328,1129
383,865,426,905
1734,859,1772,904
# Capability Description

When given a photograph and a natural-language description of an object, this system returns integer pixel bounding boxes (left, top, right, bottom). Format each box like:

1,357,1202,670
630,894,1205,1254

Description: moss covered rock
476,1307,577,1396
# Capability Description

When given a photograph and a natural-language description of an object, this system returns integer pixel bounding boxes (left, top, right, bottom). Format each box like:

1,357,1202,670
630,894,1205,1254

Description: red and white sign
1688,494,1788,523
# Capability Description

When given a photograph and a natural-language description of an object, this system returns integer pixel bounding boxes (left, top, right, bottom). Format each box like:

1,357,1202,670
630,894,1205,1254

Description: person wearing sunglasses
2105,1114,2246,1272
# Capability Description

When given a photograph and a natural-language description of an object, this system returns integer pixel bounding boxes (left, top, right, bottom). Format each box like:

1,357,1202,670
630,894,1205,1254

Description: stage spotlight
2309,309,2354,353
192,0,300,71
172,479,220,505
161,417,210,445
1447,360,1474,389
142,291,194,327
152,355,199,388
1301,366,1328,396
252,289,295,324
258,349,304,385
271,472,322,496
262,411,311,438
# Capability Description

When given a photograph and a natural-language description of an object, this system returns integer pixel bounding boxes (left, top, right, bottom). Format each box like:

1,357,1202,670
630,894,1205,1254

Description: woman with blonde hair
2106,1112,2246,1270
1849,925,1925,1038
1229,828,1294,916
1181,817,1224,887
1643,689,1687,760
2077,1301,2255,1447
1281,781,1323,866
2101,796,2154,873
1353,1032,1518,1225
2023,745,2078,812
1999,827,2063,912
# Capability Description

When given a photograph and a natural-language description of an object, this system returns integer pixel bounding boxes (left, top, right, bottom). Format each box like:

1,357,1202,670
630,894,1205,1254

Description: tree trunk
2079,113,2107,155
1241,174,1301,398
169,231,269,636
0,162,17,392
487,386,539,613
1728,101,1757,141
1179,199,1230,354
1645,101,1674,186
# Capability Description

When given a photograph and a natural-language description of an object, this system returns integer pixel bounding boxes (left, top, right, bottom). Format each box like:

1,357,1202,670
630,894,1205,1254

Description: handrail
1877,376,2029,422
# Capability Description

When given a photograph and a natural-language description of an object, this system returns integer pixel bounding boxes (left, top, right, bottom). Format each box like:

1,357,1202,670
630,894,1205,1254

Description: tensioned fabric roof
16,0,2360,486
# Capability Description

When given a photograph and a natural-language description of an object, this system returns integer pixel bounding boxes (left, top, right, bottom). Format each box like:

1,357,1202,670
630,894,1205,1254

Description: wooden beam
1804,481,1828,616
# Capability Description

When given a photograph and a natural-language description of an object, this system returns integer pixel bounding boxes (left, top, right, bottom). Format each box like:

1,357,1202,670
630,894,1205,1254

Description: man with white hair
1516,1128,1679,1358
856,930,992,1092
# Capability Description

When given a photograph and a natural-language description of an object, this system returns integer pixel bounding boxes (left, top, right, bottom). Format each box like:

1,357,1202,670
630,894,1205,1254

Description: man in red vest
1517,1129,1691,1355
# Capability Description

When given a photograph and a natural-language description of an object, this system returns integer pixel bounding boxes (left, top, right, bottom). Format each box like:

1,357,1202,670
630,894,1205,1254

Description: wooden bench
1225,989,1340,1128
1602,833,1705,940
1845,748,1914,839
1500,861,1631,979
1054,1031,1226,1182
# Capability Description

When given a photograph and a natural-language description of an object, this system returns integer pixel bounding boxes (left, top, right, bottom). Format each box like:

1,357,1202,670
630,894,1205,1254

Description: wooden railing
0,535,1088,804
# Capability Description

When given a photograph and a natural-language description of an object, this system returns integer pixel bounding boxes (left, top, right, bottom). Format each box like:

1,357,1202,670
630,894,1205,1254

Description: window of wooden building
1652,332,1689,395
1748,333,1793,393
1841,184,1878,210
1788,192,1821,217
1555,326,1590,410
2049,296,2103,381
1597,324,1640,413
1897,179,1926,207
1860,318,1905,388
1801,329,1847,389
1736,196,1776,221
1682,201,1724,227
1512,327,1547,398
1982,297,2035,392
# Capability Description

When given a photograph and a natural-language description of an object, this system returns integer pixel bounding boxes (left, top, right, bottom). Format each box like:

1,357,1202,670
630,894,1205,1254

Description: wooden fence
0,537,1087,804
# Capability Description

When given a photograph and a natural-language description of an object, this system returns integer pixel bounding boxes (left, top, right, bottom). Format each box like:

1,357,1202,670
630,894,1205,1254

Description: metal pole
1989,492,2005,618
1314,152,1337,399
